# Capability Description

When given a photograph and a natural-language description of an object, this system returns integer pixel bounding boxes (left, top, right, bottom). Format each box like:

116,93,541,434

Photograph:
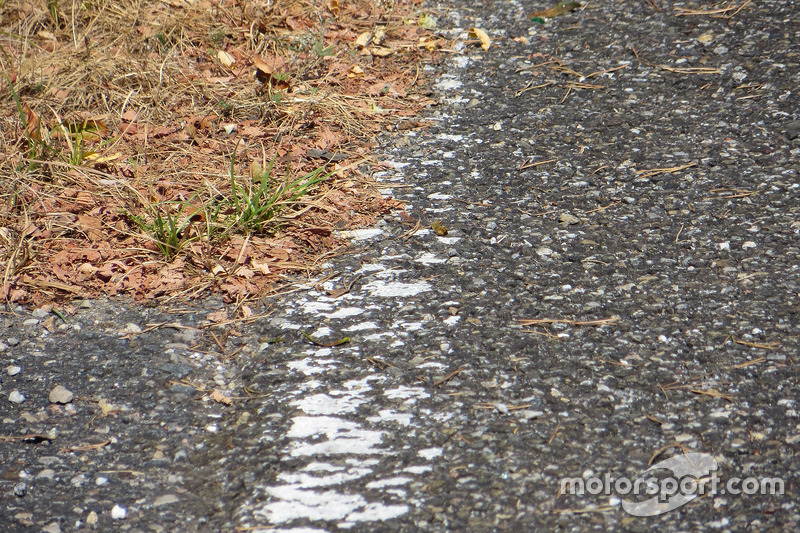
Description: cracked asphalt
1,0,799,531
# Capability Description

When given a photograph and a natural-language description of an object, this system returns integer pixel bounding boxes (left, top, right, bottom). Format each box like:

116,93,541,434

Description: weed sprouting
129,203,198,261
228,143,330,234
128,149,330,261
312,41,336,58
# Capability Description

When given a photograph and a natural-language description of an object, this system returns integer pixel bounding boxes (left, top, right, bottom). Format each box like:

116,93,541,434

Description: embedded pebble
13,482,27,497
49,385,74,404
111,504,127,519
32,308,51,319
9,390,26,404
153,494,180,506
36,469,55,480
121,323,142,335
558,213,581,225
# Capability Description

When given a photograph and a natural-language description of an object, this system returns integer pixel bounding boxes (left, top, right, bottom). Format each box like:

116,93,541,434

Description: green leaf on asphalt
301,331,350,347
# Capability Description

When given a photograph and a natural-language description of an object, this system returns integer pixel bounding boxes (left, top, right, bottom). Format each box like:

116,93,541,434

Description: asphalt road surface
2,0,799,531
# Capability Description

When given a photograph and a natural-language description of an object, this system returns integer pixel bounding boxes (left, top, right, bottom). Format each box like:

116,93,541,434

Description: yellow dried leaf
419,36,437,52
469,28,491,51
697,32,714,45
42,316,56,332
250,160,264,179
252,260,271,275
431,220,448,236
370,46,394,57
418,13,437,29
217,50,236,69
252,54,274,75
235,267,254,279
326,0,339,16
210,389,233,405
83,152,123,163
355,31,372,48
97,399,116,415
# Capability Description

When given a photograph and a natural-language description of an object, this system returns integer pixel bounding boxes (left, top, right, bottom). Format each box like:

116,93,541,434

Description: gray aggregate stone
48,385,74,404
13,482,27,497
8,390,25,404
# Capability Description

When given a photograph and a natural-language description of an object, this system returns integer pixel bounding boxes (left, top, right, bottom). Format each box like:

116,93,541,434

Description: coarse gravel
1,0,799,532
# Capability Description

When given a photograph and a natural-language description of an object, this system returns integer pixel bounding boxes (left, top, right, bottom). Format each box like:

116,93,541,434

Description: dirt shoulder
1,0,451,306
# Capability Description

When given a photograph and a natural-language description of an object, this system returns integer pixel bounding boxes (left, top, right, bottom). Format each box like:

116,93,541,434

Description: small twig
433,367,467,386
657,65,722,74
648,442,692,466
583,202,619,214
518,316,620,327
548,422,561,445
635,162,696,178
515,60,559,72
583,64,629,79
732,337,781,350
200,312,273,329
690,389,734,402
643,0,661,11
645,414,664,425
454,198,493,207
703,188,757,200
209,330,227,353
518,158,556,170
60,440,112,452
731,357,766,369
522,327,559,338
564,82,605,90
674,0,752,17
398,220,421,241
322,273,363,298
515,80,556,97
473,402,533,410
366,357,394,369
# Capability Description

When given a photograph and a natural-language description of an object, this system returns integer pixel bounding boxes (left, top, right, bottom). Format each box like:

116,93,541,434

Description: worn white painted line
362,280,432,297
240,45,476,526
337,228,384,240
415,252,446,265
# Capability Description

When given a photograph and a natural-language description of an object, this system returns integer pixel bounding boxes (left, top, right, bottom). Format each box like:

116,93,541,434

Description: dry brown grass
0,0,444,306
